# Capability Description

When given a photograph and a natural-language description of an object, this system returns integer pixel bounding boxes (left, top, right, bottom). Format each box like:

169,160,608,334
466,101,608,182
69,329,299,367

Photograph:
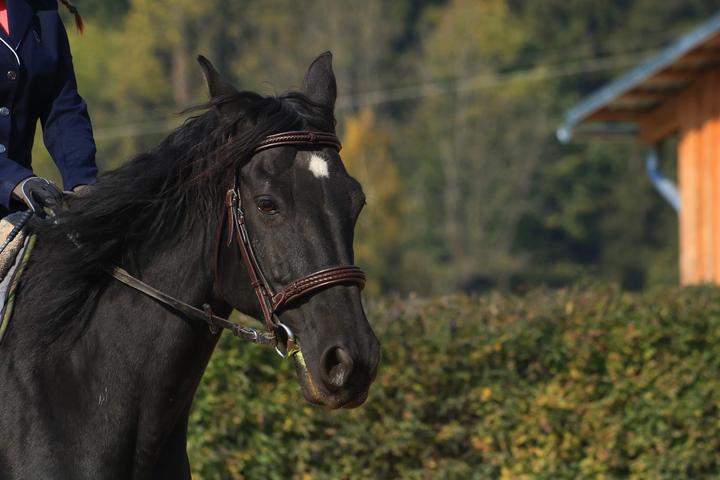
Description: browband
253,131,341,154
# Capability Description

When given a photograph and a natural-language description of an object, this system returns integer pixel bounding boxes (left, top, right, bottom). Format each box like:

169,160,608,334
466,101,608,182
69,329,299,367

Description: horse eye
256,197,278,215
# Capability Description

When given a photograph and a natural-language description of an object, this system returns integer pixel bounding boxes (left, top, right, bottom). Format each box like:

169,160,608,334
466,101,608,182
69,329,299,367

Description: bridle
109,130,366,357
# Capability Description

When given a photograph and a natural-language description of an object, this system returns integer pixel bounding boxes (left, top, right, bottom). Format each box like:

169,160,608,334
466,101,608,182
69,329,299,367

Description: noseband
110,131,366,357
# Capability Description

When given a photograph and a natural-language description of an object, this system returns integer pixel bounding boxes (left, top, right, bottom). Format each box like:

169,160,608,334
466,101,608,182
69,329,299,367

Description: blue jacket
0,0,96,209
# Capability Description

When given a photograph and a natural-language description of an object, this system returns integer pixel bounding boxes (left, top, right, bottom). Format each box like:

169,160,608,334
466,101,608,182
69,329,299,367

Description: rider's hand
12,176,63,218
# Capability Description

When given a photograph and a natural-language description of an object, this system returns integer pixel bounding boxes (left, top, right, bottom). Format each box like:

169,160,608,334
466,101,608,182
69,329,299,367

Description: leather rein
109,130,366,357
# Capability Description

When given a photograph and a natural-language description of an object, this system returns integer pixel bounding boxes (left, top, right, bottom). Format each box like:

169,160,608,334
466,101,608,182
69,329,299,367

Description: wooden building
558,12,720,285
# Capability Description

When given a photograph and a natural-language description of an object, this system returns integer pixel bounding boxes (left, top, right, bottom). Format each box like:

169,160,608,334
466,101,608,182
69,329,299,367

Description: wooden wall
675,69,720,284
636,68,720,284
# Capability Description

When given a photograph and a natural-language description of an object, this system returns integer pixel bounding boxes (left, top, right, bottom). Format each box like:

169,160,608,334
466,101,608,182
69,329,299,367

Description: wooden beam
673,48,720,66
611,92,665,103
585,110,643,122
637,68,720,144
700,72,715,281
638,94,683,144
678,94,701,284
702,32,720,47
675,70,720,284
710,71,720,283
643,70,694,87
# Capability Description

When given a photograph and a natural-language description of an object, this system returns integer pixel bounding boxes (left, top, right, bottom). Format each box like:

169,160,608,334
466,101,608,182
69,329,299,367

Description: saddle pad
0,212,34,345
0,211,28,279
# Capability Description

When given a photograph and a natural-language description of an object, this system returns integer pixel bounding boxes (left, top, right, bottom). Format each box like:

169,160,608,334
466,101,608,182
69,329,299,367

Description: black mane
24,90,335,340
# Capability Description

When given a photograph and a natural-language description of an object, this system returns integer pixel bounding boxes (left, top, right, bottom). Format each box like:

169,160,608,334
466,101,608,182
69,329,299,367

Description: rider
0,0,96,218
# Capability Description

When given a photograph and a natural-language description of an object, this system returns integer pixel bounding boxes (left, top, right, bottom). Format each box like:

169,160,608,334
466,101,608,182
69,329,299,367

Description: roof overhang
558,11,720,144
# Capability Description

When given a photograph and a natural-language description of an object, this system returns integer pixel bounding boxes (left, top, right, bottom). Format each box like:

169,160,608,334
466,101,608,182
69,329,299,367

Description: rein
109,130,366,357
109,266,276,345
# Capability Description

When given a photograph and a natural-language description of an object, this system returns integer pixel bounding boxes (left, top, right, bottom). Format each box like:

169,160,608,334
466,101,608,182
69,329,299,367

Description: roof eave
558,11,720,143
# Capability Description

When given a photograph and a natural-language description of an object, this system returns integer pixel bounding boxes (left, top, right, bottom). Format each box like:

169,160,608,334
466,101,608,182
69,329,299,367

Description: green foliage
189,286,720,478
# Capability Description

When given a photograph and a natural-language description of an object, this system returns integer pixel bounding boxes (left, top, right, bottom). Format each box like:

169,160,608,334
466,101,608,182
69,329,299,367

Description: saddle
0,212,35,344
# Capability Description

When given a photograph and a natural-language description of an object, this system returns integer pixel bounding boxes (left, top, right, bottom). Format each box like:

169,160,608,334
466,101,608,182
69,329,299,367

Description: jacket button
6,70,16,80
0,107,9,116
0,144,6,153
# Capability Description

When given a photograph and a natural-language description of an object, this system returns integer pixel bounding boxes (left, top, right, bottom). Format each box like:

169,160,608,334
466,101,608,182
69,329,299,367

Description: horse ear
302,51,337,110
197,55,238,99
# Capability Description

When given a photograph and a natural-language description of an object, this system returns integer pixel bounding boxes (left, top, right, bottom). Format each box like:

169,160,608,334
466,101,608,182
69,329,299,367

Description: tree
341,108,404,294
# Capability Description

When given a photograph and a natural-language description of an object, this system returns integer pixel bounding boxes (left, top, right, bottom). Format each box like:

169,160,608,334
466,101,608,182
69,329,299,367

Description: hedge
187,285,720,479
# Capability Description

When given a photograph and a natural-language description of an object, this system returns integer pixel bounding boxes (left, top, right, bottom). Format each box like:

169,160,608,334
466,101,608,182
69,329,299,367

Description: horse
0,52,380,479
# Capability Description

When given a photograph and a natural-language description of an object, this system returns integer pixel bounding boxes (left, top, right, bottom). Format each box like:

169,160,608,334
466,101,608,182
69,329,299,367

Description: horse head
204,53,380,409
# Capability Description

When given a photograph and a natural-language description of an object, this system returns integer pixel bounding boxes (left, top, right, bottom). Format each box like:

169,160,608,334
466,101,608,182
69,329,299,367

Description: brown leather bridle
110,130,366,357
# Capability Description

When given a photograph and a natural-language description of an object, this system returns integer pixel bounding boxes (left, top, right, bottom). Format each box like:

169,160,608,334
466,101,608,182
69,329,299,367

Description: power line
92,49,659,141
335,49,658,109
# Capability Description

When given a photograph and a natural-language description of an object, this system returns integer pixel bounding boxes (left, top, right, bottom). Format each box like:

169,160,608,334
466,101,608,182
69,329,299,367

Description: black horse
0,53,380,479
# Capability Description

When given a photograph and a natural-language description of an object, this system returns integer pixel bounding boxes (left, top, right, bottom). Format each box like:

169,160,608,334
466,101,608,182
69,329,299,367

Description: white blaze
308,154,330,178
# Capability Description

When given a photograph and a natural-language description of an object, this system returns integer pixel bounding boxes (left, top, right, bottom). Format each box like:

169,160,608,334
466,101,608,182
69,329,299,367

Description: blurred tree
341,108,404,295
69,0,131,25
395,0,546,292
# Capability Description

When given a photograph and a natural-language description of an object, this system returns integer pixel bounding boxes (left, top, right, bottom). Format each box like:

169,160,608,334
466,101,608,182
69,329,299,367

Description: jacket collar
7,0,32,48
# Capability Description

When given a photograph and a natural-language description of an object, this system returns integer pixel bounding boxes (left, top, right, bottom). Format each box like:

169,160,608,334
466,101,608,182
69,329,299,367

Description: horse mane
23,90,335,341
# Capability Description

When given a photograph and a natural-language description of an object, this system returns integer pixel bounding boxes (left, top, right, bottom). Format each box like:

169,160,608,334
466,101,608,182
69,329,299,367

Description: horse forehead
296,150,340,179
249,149,336,178
307,153,329,178
293,151,363,208
248,149,354,195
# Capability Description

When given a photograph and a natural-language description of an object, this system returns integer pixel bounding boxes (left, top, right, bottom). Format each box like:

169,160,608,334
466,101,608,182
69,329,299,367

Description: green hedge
188,286,720,479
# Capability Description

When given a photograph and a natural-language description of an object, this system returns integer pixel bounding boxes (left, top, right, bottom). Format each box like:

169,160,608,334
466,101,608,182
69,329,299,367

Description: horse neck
15,224,228,461
87,229,227,406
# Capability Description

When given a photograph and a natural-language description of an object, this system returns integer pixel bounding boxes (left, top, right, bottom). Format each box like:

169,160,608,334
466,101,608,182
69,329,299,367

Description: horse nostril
320,346,354,389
